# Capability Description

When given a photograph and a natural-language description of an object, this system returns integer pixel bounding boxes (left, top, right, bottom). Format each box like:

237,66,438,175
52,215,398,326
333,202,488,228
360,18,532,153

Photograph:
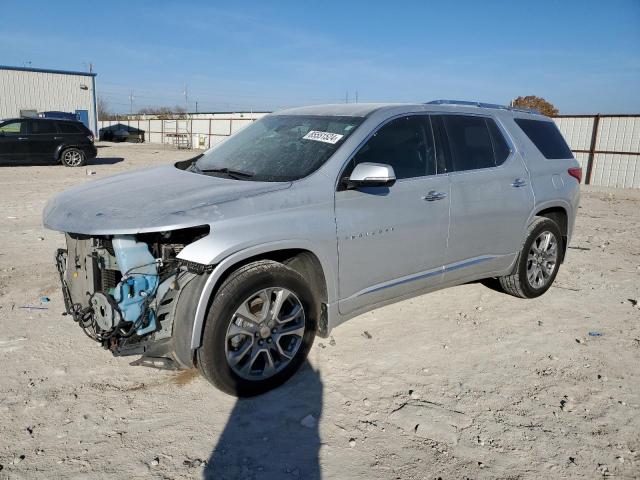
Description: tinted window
430,116,451,174
0,121,27,135
31,120,58,134
514,119,573,159
444,115,495,171
351,115,435,180
58,122,84,134
487,119,511,165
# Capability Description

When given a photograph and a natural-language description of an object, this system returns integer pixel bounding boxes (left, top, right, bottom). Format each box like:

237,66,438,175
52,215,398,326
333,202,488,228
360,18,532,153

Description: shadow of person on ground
205,363,323,479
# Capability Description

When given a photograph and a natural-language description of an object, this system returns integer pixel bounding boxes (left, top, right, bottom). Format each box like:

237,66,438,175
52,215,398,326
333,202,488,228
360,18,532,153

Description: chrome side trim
356,255,497,298
443,255,496,273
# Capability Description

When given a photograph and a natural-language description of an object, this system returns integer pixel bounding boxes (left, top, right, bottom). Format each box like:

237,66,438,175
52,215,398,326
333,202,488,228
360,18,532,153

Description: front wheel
498,216,563,298
197,260,316,396
60,148,86,167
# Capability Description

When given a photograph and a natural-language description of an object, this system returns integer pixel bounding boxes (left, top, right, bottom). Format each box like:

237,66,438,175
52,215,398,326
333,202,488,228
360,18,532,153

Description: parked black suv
0,118,97,167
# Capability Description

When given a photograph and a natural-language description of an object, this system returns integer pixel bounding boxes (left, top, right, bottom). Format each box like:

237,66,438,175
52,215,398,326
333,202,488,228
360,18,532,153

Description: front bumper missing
54,236,200,370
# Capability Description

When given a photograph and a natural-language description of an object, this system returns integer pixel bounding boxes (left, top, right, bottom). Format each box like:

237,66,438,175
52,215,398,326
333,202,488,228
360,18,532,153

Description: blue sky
1,0,638,114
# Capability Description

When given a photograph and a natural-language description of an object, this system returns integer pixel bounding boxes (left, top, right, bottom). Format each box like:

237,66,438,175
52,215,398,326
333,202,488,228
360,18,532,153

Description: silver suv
44,100,581,396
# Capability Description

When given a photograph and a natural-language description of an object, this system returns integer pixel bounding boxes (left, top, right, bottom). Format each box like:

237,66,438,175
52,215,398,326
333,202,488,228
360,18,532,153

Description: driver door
335,115,450,315
0,120,30,163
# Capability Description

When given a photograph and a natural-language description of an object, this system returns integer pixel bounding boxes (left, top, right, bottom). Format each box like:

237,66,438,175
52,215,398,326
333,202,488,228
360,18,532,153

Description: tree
511,96,559,116
136,106,187,119
97,97,115,120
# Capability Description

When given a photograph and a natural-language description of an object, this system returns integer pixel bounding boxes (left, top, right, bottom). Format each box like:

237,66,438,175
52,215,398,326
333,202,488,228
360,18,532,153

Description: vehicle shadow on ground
0,157,124,167
205,363,323,479
90,157,124,165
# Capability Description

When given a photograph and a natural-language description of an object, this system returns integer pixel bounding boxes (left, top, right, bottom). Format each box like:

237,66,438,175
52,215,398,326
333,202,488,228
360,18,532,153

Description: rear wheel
197,260,316,396
60,148,86,167
498,217,562,298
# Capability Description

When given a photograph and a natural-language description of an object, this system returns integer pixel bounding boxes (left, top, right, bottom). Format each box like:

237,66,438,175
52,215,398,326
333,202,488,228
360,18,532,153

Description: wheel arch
54,144,83,162
188,243,333,356
530,204,569,262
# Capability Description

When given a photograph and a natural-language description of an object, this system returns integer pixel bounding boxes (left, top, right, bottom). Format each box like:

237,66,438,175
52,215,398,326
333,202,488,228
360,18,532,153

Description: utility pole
183,84,188,113
355,90,358,103
195,100,198,113
129,90,134,115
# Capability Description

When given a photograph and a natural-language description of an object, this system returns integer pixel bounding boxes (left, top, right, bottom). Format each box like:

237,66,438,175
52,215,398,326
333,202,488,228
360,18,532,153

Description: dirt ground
0,142,639,479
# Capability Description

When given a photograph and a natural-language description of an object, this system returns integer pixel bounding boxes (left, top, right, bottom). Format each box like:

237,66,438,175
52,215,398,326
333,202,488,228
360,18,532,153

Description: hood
43,165,291,235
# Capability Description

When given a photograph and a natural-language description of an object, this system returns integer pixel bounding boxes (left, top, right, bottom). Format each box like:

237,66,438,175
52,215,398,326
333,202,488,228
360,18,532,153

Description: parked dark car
0,118,97,167
99,123,145,143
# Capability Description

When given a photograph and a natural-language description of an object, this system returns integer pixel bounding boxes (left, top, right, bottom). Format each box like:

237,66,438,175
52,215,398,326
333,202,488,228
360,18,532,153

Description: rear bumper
83,144,98,159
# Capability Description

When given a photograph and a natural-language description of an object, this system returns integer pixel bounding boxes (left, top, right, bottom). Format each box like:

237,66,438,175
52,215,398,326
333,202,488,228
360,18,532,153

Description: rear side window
514,119,573,159
351,115,436,180
487,119,511,165
443,115,496,171
58,122,84,134
31,120,58,134
429,116,451,174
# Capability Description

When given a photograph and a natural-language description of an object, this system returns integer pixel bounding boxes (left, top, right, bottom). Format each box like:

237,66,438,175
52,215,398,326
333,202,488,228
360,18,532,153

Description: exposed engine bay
54,227,210,367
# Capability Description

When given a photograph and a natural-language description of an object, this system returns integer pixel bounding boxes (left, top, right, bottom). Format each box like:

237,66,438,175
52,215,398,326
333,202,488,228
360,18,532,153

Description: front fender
180,239,338,350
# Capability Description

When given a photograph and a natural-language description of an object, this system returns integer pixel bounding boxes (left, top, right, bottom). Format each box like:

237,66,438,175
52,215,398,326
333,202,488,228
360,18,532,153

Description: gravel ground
0,142,639,479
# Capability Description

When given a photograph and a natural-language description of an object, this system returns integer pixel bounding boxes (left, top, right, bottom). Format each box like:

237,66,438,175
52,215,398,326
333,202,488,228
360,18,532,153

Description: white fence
553,115,640,188
98,113,266,150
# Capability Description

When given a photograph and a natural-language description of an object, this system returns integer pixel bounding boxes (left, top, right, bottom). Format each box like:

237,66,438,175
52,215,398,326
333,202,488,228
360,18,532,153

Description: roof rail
426,99,541,115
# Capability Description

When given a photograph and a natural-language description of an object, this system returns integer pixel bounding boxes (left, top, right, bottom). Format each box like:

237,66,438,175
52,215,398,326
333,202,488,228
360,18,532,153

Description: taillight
568,167,582,183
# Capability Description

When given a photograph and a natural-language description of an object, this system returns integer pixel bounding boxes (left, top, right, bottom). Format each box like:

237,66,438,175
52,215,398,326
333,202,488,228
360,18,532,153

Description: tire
498,216,563,298
197,260,317,396
60,147,86,167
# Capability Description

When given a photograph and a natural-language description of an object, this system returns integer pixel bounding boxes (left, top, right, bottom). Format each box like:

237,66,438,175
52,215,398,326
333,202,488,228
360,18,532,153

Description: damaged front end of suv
54,226,210,369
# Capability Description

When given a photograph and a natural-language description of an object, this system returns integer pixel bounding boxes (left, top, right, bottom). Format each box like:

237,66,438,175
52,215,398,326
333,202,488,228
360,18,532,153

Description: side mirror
345,162,396,189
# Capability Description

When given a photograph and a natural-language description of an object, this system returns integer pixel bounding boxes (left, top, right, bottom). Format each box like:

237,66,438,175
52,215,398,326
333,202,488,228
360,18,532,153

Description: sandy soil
0,142,639,479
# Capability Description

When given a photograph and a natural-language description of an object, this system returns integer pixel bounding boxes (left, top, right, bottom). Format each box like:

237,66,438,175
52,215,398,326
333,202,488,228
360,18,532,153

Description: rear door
28,120,61,161
440,114,534,282
335,114,450,315
0,120,30,162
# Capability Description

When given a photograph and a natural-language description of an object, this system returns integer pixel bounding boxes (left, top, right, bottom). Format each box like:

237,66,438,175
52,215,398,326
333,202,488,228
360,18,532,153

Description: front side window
194,115,363,182
0,121,27,135
514,118,573,159
349,115,436,180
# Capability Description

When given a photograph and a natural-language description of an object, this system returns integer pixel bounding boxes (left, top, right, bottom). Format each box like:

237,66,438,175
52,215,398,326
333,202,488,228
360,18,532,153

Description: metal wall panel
596,117,640,153
0,68,96,134
554,117,594,151
591,153,640,188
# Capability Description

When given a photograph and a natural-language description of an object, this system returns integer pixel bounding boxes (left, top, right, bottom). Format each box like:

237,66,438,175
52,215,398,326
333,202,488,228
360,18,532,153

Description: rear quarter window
514,118,573,159
58,122,84,134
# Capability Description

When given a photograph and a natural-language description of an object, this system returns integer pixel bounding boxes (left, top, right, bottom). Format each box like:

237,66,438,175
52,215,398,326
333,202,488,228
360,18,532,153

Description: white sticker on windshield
303,130,344,144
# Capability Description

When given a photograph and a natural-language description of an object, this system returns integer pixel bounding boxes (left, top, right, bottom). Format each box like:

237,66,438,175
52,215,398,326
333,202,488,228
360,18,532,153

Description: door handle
511,178,527,187
422,190,447,201
54,136,63,140
18,137,28,140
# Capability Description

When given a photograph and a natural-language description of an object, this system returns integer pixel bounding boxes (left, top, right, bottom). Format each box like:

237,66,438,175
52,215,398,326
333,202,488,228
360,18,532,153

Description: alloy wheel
63,150,83,166
225,287,306,381
526,231,558,289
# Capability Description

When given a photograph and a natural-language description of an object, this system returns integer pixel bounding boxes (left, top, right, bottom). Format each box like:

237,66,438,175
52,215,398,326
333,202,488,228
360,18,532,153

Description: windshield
194,115,364,181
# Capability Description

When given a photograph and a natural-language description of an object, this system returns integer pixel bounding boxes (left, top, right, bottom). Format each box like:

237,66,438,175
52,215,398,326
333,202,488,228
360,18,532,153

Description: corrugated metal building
0,65,98,135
